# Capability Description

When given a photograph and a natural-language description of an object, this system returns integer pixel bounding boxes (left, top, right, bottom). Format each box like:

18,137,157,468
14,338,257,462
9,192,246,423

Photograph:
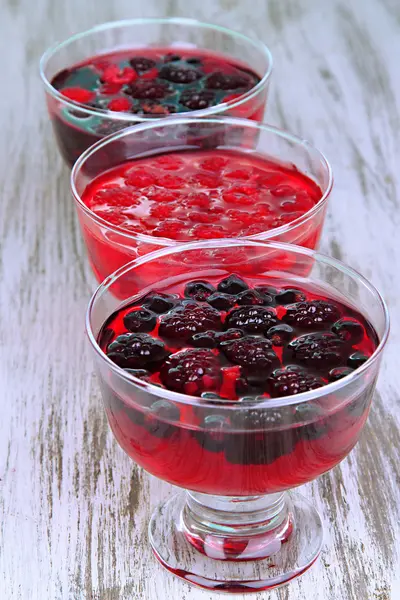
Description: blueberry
191,331,217,348
207,292,236,311
123,308,157,333
142,292,177,314
266,324,295,346
332,318,365,344
328,366,354,382
217,275,249,295
236,289,264,305
194,414,228,453
275,289,306,305
347,352,370,369
145,399,180,438
184,280,216,301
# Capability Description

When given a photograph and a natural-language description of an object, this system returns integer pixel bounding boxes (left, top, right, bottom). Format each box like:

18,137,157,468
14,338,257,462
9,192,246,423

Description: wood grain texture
1,0,399,598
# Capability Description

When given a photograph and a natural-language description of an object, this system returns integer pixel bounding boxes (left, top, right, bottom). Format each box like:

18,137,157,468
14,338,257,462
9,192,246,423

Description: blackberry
159,300,222,342
184,280,216,302
128,80,171,100
285,332,349,371
179,89,215,110
159,65,202,84
217,275,249,295
129,56,156,73
206,72,251,90
221,335,278,372
225,305,278,334
267,367,325,398
283,300,341,329
106,333,169,369
160,349,221,395
123,308,157,333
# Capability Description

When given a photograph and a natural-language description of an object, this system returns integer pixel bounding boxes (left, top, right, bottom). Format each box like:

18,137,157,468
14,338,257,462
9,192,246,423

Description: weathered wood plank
0,1,399,599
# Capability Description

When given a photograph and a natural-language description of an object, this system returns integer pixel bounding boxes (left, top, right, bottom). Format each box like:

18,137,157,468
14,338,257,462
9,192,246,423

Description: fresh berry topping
129,56,157,73
145,400,180,438
207,293,236,311
124,368,151,380
332,318,364,344
275,289,306,305
347,352,370,369
217,275,249,295
266,324,295,346
220,336,278,372
101,65,137,84
191,331,217,348
328,366,354,382
267,367,325,397
160,349,221,395
60,87,94,103
106,333,169,368
123,308,157,333
108,97,131,112
206,72,251,90
283,300,341,329
184,280,216,301
225,306,278,333
129,80,171,99
142,292,176,313
159,301,222,342
286,333,349,370
179,89,215,110
236,289,264,305
159,65,202,84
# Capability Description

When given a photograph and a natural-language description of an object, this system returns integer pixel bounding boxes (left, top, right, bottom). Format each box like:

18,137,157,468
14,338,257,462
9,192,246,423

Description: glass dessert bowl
86,239,388,593
40,18,272,166
72,116,332,285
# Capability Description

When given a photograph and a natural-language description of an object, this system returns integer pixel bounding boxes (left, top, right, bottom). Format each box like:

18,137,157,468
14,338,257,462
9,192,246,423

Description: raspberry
217,275,248,295
160,349,221,395
180,89,215,110
191,173,220,188
92,187,139,208
190,224,228,239
285,333,349,370
236,289,264,305
270,185,297,198
129,56,156,73
267,367,325,397
328,366,354,382
225,306,278,333
153,155,184,171
347,352,370,369
332,318,364,344
60,87,94,103
106,333,169,368
226,209,254,225
283,300,341,329
158,175,185,189
200,157,229,172
184,280,216,301
108,97,131,112
206,72,251,90
159,65,202,84
152,220,183,238
220,336,278,372
183,193,211,208
101,65,137,84
266,324,294,346
149,203,176,219
142,292,177,313
149,189,178,203
275,289,306,305
222,185,260,205
99,82,123,95
123,308,157,333
225,169,252,180
207,293,236,311
125,169,157,188
129,80,171,99
93,210,126,226
159,301,222,342
139,101,176,115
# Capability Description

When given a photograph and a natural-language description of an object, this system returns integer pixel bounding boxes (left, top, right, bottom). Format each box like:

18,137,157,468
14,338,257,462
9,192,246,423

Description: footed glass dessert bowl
86,240,388,593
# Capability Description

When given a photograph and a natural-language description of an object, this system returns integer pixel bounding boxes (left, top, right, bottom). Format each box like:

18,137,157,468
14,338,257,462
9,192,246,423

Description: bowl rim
85,238,390,410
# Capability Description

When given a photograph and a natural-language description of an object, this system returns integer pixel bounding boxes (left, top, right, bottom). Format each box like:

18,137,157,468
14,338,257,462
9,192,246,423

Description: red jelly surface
49,48,265,165
98,274,378,496
82,150,322,240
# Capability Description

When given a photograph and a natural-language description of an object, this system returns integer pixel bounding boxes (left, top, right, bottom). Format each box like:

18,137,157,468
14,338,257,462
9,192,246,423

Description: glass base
149,490,323,593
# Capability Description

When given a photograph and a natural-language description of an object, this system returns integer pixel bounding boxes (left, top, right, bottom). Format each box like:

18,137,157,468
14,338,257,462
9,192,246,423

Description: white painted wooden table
1,1,399,598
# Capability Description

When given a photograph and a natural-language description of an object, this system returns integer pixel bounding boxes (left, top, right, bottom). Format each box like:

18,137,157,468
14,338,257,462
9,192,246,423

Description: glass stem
182,491,293,560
